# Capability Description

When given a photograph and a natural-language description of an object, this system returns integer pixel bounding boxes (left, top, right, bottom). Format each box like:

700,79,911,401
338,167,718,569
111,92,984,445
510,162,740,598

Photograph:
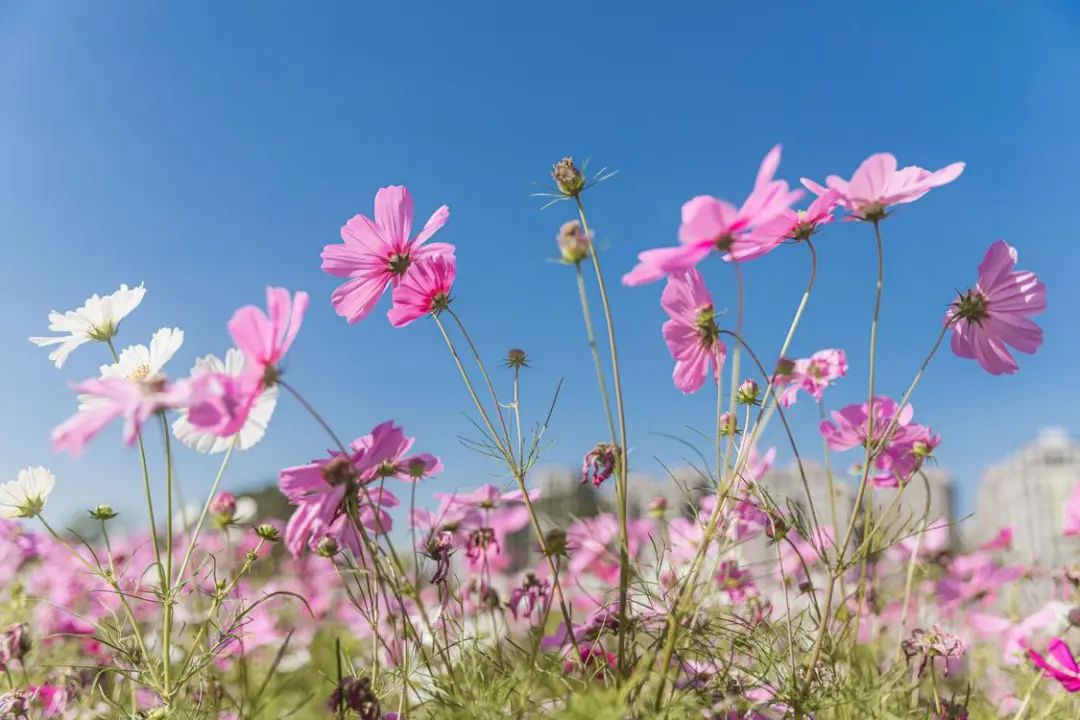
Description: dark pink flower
1027,637,1080,692
947,240,1046,375
581,443,618,487
802,152,964,221
386,254,456,327
661,267,726,393
623,146,802,285
322,185,453,324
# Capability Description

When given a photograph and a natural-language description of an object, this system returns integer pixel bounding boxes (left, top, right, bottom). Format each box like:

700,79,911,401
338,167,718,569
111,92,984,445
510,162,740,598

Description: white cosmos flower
29,284,146,368
172,349,278,453
0,467,56,519
78,328,185,410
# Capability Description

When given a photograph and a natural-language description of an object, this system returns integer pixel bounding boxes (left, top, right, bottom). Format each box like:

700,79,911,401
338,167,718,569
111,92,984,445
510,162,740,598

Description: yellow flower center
128,365,151,383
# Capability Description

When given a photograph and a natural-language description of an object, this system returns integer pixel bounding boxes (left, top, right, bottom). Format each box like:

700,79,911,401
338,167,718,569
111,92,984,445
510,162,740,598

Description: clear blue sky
2,2,1078,526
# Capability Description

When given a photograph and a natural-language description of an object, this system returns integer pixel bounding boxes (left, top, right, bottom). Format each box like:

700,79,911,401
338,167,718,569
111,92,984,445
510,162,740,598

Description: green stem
160,414,175,699
175,437,237,583
574,195,632,678
447,307,515,464
574,263,618,445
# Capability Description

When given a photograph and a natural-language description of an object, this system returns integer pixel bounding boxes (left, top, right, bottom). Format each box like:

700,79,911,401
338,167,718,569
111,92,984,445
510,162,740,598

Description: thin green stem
160,414,175,699
574,195,631,678
175,437,237,584
574,263,617,445
447,307,515,463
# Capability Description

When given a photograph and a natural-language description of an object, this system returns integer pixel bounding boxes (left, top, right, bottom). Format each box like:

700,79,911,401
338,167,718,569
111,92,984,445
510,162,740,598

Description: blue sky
2,2,1078,527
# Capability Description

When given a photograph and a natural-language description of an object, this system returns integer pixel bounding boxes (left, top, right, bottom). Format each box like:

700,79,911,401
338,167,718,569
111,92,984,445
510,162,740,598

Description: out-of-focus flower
581,443,619,487
902,625,966,677
661,267,725,393
172,349,278,453
322,185,452,324
327,676,380,719
210,492,238,527
0,468,55,520
947,240,1045,376
556,220,592,264
623,145,802,284
1065,483,1080,537
1026,637,1080,692
775,349,847,408
0,623,30,669
802,152,964,221
29,284,145,368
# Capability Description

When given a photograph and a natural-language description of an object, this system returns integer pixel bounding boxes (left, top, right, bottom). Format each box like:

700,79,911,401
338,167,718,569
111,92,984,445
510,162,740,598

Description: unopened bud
552,157,586,197
505,348,529,369
88,504,118,521
316,535,340,558
556,220,591,264
255,524,280,542
543,528,568,558
718,411,738,437
735,379,760,406
648,496,668,519
210,492,237,526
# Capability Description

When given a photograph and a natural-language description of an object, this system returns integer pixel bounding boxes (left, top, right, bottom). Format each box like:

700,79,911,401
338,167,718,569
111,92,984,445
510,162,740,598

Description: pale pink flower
660,268,726,393
802,152,964,221
387,255,456,327
1065,484,1080,537
819,396,938,487
52,377,190,456
775,348,848,407
622,146,802,285
946,240,1046,375
228,286,308,382
1027,637,1080,692
322,185,453,323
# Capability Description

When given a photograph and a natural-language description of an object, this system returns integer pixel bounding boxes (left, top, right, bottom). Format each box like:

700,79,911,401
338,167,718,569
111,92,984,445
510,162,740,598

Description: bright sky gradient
2,3,1078,526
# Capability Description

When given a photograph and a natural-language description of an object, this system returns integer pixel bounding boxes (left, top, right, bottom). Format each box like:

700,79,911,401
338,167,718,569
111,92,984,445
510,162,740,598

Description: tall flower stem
431,312,582,661
175,438,237,584
447,308,515,463
804,221,884,684
573,195,632,676
160,414,176,699
574,263,617,445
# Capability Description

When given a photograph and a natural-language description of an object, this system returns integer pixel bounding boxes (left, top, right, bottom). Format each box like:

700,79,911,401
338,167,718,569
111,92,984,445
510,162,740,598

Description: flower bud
647,496,668,519
316,535,340,558
505,348,529,369
552,157,585,197
1068,607,1080,628
88,504,118,521
718,411,738,437
735,379,760,406
556,220,591,264
0,623,30,667
543,528,568,558
210,492,237,526
255,524,280,542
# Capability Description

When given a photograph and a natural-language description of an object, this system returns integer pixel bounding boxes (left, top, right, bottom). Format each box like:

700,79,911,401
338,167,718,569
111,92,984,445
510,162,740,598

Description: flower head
556,220,592,264
802,152,964,221
322,185,453,324
387,255,456,327
582,443,619,487
0,467,55,519
946,240,1046,375
96,328,184,386
29,283,145,368
661,268,726,393
1027,637,1080,692
819,397,938,487
775,349,848,408
228,287,308,386
623,146,802,285
902,625,966,677
551,157,586,198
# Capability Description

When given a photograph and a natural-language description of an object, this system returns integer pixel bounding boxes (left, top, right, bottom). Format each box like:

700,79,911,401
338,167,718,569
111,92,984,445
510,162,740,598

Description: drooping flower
0,468,55,520
322,185,453,324
1026,637,1080,692
581,443,619,487
946,240,1046,375
52,377,190,457
801,152,964,221
29,284,146,368
661,267,726,393
819,397,938,487
386,255,456,327
171,349,279,453
623,146,802,285
775,349,848,407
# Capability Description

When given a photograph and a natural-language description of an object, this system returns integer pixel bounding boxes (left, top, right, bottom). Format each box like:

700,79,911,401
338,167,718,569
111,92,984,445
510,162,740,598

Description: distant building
975,428,1080,566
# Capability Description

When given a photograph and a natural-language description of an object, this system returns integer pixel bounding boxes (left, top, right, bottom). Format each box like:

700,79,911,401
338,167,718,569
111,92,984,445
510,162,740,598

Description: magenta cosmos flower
322,185,454,324
801,152,964,221
775,348,848,408
52,376,190,457
661,268,725,394
387,255,456,327
1027,638,1080,692
946,240,1046,376
819,396,938,488
279,420,440,557
622,146,803,285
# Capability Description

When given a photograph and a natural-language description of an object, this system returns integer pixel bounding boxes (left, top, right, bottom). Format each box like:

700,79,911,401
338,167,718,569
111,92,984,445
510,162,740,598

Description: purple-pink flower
228,286,309,383
947,240,1046,376
660,268,726,394
322,185,453,324
819,396,938,488
775,348,848,407
386,255,456,327
622,146,802,285
1027,637,1080,692
802,152,964,221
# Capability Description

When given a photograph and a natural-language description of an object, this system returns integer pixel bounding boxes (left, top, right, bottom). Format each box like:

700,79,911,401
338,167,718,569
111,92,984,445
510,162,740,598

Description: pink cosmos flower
661,268,726,393
1027,637,1080,692
757,189,841,243
801,152,964,221
52,377,190,456
1065,484,1080,537
322,185,453,324
228,286,308,382
819,396,938,488
946,240,1046,375
775,348,848,407
386,254,456,327
622,146,803,285
581,443,619,487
